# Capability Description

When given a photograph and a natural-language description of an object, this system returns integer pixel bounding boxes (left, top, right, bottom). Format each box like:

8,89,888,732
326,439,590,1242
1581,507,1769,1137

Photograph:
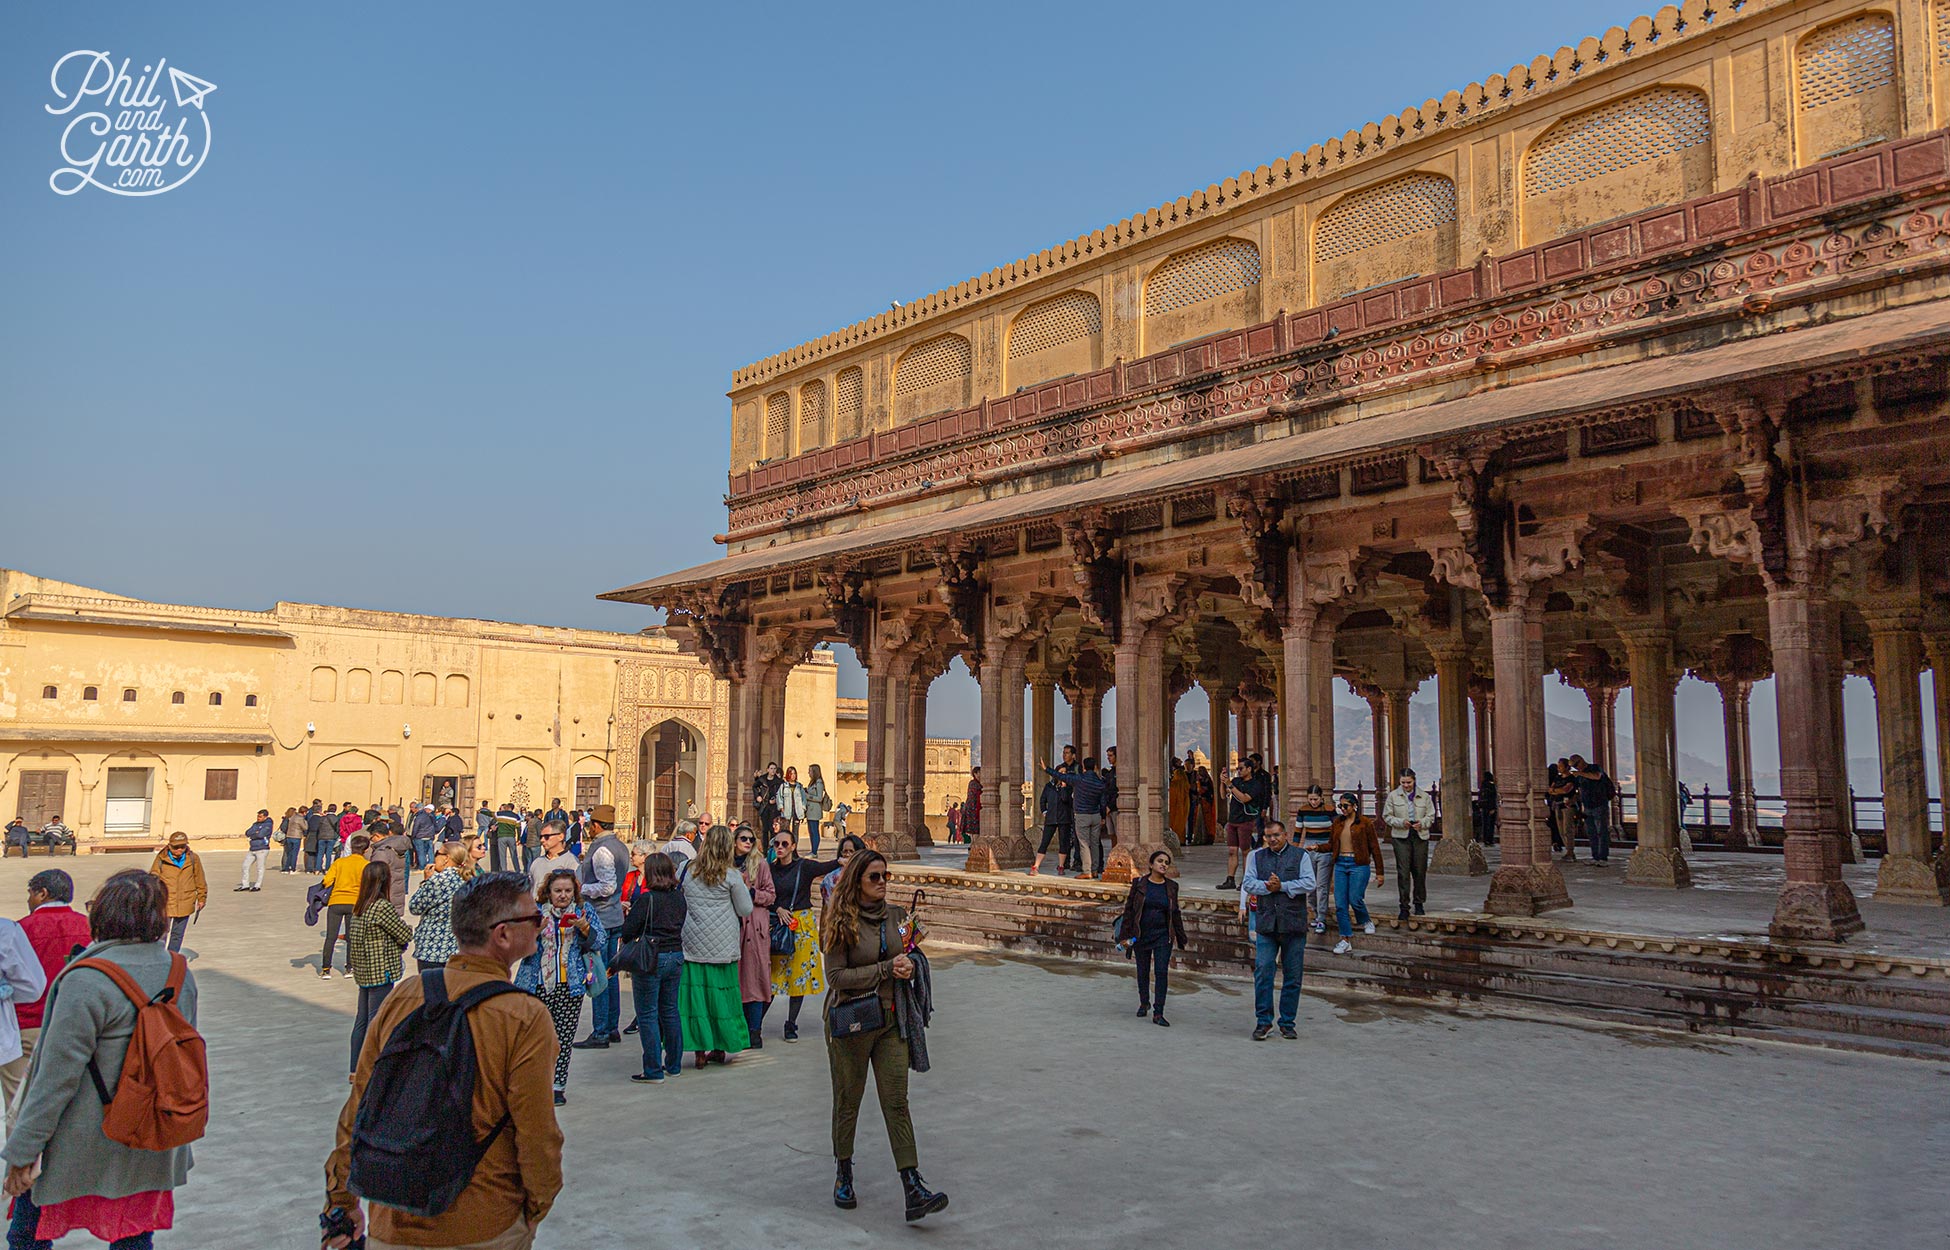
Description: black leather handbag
827,918,888,1039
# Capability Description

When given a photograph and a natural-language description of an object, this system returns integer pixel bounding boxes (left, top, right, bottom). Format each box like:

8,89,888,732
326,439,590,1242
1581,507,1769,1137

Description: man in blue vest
1240,818,1316,1040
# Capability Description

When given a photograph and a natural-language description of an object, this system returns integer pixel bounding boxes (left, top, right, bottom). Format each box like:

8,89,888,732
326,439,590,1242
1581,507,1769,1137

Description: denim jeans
1252,929,1307,1028
1333,857,1373,938
167,915,189,953
631,950,685,1076
1134,938,1170,1012
281,838,302,872
318,839,337,871
1583,804,1612,861
589,930,623,1037
7,1189,154,1250
412,836,433,869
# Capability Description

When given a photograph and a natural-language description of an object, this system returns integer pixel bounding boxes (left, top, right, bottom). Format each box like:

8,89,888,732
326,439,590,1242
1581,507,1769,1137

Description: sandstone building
611,0,1950,940
834,696,973,837
0,569,836,849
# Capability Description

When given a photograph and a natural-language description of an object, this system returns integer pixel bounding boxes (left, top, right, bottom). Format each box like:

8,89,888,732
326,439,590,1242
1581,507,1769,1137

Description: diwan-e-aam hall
610,0,1950,943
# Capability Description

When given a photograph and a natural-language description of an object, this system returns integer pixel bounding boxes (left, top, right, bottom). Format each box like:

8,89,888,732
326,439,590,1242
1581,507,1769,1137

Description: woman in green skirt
679,823,753,1068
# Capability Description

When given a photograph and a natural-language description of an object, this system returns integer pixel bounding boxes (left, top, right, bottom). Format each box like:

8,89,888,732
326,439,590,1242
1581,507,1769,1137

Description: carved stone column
1927,634,1950,860
884,653,914,852
1280,604,1318,817
1619,625,1689,887
1030,677,1056,825
1469,678,1493,783
1358,684,1388,814
1767,583,1865,940
1086,687,1107,761
967,598,1036,871
1483,591,1570,915
1716,679,1760,850
906,674,932,847
864,657,890,842
1208,683,1234,779
1865,610,1949,904
1311,631,1337,789
1430,638,1487,875
1818,605,1862,865
1386,685,1412,783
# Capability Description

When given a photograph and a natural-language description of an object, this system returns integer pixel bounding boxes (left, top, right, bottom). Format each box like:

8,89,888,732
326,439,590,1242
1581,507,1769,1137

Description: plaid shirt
348,898,413,987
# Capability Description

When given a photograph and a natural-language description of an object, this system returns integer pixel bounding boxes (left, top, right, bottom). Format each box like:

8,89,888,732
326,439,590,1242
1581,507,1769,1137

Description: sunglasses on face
864,871,886,883
495,913,545,929
736,835,755,845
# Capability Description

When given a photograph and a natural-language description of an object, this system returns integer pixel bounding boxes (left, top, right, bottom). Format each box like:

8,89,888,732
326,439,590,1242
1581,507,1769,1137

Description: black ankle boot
833,1158,857,1210
900,1167,949,1221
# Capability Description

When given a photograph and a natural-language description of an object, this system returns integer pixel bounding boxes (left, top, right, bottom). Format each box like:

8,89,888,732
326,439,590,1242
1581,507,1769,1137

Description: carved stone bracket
1224,477,1290,611
821,567,873,656
1063,509,1125,644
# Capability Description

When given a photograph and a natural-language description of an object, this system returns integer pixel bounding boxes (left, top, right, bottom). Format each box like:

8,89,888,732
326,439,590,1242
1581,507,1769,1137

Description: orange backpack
71,954,209,1150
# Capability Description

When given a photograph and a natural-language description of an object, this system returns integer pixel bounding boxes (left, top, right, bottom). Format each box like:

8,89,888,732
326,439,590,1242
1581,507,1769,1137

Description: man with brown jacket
324,871,563,1250
148,831,207,952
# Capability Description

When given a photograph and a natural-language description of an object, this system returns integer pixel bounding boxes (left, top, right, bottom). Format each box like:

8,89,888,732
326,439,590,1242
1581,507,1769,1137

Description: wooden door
457,774,477,814
15,770,67,829
574,775,602,810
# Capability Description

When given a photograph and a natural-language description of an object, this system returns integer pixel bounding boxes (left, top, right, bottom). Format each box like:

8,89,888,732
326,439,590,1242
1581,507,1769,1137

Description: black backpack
347,970,525,1217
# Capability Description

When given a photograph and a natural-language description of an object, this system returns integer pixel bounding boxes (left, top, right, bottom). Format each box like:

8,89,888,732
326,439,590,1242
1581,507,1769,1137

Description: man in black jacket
1030,749,1076,876
752,763,783,834
304,801,329,873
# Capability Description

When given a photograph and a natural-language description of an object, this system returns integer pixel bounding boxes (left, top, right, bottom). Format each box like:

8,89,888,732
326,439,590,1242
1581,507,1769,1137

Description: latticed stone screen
765,393,789,460
835,367,864,440
1521,86,1713,243
1938,0,1950,66
1314,173,1459,301
798,380,826,450
1007,291,1102,358
1143,238,1261,317
1798,13,1897,107
1795,13,1899,161
894,334,972,397
1523,88,1712,198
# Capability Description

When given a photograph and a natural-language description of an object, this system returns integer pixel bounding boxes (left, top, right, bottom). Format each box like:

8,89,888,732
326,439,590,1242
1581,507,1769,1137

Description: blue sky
2,1,1923,783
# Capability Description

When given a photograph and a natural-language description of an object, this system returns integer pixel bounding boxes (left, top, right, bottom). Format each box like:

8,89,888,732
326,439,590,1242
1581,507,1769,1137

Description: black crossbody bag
827,917,889,1039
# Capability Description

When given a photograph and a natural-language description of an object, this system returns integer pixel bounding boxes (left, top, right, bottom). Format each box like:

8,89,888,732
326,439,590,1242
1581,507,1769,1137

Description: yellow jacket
323,854,369,906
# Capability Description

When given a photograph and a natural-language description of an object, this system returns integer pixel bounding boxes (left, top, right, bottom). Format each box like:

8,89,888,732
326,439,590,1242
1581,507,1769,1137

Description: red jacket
16,904,92,1030
338,811,363,839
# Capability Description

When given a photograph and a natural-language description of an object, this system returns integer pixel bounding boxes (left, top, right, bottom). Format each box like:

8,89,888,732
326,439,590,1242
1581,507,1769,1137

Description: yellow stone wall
0,570,832,849
726,0,1948,472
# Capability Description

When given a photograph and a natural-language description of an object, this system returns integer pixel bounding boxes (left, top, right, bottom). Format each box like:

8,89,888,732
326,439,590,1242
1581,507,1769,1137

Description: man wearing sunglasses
324,871,563,1250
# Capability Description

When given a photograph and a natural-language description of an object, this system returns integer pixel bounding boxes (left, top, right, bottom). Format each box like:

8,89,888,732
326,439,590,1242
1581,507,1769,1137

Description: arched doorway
638,721,700,836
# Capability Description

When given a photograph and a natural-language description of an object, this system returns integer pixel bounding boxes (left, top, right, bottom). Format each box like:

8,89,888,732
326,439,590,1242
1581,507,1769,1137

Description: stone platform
896,845,1950,1060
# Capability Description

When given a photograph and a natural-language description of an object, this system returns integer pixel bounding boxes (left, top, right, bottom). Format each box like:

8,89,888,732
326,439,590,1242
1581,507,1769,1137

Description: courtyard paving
1,851,1942,1249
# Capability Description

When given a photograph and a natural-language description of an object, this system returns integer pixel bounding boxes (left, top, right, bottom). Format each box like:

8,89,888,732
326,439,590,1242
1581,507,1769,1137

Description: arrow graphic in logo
167,66,216,110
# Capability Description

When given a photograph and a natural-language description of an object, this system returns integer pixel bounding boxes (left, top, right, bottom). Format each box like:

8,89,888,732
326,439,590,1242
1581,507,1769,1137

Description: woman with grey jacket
802,764,830,855
2,870,196,1250
678,824,753,1069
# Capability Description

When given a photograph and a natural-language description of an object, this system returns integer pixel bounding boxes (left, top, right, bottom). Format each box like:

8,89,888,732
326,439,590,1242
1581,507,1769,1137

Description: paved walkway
0,852,1941,1249
918,840,1950,959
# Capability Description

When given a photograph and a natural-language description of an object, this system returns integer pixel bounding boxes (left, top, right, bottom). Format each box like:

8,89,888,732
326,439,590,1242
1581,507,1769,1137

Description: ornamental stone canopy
610,0,1950,942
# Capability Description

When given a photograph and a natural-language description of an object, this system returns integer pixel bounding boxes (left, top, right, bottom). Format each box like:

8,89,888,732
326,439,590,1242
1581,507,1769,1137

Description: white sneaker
1363,921,1376,935
1332,939,1352,955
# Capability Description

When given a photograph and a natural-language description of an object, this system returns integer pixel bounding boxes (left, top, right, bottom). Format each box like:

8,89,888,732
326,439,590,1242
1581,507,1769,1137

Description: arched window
1142,238,1261,351
1006,291,1102,390
1521,86,1713,244
122,688,137,702
40,686,56,700
1313,173,1459,302
208,692,223,706
82,686,98,701
764,393,790,461
245,694,259,707
1795,13,1899,162
798,380,826,452
892,333,973,424
834,367,865,441
171,691,186,704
